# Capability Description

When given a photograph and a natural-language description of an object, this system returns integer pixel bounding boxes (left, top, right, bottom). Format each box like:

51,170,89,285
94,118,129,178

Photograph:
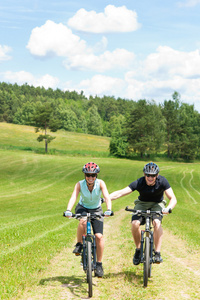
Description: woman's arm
100,180,112,210
66,182,81,211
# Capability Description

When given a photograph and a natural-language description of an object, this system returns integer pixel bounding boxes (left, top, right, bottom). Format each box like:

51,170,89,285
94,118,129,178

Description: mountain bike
125,206,171,287
63,211,113,298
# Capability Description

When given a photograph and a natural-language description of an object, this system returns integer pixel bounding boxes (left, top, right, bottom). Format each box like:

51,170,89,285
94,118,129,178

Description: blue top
79,179,101,209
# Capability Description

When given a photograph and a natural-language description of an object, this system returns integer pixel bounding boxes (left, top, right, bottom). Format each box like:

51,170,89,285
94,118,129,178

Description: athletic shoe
73,242,83,256
95,262,104,277
154,252,163,264
133,248,141,265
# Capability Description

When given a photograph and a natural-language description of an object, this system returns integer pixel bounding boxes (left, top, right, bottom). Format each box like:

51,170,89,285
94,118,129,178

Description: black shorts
131,214,163,225
131,199,164,225
75,203,104,235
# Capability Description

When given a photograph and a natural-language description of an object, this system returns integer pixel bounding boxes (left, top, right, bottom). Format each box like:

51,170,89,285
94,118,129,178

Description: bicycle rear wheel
143,236,150,287
86,241,93,297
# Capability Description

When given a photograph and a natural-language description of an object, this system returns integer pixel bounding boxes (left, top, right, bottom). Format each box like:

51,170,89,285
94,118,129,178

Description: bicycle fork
82,235,96,271
140,230,154,263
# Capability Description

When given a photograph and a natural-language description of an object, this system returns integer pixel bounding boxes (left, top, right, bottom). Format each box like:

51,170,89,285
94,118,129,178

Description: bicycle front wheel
86,241,93,297
143,236,150,287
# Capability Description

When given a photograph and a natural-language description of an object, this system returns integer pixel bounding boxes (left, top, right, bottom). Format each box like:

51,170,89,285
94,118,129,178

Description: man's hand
162,207,172,214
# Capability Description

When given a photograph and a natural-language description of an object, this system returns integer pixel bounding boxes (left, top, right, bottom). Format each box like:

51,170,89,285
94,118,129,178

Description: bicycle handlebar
125,206,164,216
63,211,114,218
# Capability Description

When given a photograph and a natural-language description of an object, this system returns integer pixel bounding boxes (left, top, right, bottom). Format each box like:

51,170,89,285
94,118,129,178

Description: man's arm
110,186,133,200
164,187,177,212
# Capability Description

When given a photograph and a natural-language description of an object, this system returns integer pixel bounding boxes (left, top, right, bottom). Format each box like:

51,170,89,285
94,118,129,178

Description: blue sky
1,0,200,111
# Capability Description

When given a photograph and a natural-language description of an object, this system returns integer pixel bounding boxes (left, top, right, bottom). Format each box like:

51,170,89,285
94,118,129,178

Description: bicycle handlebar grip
168,208,172,213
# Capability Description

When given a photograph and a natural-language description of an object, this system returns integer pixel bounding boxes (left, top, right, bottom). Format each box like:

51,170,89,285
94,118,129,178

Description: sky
1,0,200,111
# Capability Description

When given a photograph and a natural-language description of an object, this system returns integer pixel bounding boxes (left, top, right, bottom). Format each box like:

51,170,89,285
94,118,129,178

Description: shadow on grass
39,270,143,298
39,275,92,299
104,270,143,285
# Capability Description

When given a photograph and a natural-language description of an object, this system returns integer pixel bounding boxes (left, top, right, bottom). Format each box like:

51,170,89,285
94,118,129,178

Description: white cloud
78,74,125,96
0,45,12,61
177,0,200,7
141,46,200,79
93,36,108,53
3,71,59,89
26,20,87,57
63,49,135,72
68,5,141,33
27,20,135,72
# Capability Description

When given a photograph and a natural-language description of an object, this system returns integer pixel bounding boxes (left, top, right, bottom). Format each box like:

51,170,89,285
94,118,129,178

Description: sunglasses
85,174,96,178
145,174,157,178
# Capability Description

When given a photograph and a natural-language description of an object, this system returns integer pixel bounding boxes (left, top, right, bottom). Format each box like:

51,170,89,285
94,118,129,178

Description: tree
125,100,165,158
162,92,181,158
32,102,60,153
87,105,103,136
177,103,199,160
109,115,128,156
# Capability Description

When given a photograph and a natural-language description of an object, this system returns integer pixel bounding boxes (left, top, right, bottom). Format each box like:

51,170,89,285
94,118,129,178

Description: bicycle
63,211,113,298
125,206,171,287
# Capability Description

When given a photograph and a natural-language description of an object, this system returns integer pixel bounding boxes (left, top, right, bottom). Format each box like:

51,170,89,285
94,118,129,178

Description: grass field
0,122,110,156
0,123,200,299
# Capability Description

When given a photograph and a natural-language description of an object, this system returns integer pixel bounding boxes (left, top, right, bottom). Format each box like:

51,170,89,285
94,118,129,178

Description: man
64,162,112,277
109,162,177,264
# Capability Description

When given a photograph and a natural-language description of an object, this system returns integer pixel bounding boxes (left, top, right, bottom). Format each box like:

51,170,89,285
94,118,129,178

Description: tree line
0,82,200,160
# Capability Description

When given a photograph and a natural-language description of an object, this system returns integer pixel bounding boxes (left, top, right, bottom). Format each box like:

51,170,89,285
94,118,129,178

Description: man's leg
131,220,141,248
153,219,163,263
153,219,163,252
132,220,141,265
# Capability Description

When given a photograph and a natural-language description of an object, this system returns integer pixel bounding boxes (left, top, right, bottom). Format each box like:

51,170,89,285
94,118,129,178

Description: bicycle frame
125,206,163,287
64,211,105,298
82,213,97,274
140,210,154,264
63,210,113,297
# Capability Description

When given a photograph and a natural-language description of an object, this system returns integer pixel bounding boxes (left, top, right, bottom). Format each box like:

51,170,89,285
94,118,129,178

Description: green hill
0,122,110,156
0,122,199,299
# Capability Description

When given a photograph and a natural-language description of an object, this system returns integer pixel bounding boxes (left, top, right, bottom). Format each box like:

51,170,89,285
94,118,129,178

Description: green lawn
0,123,200,299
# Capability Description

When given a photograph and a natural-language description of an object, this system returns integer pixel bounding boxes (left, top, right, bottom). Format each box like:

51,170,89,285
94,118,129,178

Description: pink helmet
82,162,100,174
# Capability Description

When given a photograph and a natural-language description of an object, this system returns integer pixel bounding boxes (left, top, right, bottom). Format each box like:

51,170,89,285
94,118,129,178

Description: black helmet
143,162,159,175
82,162,100,174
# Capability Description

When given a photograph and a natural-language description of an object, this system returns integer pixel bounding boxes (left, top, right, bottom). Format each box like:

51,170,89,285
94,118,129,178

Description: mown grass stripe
0,167,80,199
180,170,197,204
189,170,200,196
0,213,61,231
0,221,72,257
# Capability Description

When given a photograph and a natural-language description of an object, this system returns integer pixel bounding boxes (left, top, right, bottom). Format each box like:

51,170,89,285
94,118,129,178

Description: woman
64,162,112,277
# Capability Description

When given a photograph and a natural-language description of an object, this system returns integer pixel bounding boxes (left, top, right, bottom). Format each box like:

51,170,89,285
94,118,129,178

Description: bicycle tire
148,235,154,278
148,260,152,278
86,241,93,297
143,236,150,287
